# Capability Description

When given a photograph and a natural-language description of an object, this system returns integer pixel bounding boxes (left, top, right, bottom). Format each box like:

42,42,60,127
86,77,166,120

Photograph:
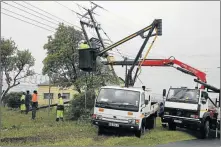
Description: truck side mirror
201,99,207,104
204,93,209,99
145,100,149,105
163,89,166,97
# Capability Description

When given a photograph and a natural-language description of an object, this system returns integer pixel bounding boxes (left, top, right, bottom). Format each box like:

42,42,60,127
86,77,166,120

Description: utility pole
87,9,105,49
0,1,3,138
48,75,51,117
77,2,119,85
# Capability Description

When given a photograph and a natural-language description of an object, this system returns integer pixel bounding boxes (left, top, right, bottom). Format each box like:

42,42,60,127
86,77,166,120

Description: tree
43,23,121,94
43,23,85,93
0,37,35,103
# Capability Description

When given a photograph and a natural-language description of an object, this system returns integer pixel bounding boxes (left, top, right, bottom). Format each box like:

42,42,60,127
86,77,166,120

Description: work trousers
56,110,64,121
25,104,30,114
32,102,38,120
20,104,26,113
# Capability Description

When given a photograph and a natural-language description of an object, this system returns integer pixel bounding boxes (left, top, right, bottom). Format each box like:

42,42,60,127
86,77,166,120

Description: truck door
200,91,209,118
140,92,148,115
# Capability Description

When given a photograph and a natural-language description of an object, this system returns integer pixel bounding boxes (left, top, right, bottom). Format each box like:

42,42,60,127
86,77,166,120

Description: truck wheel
152,117,156,129
200,120,210,139
135,125,145,138
162,123,167,128
168,122,176,130
98,126,105,136
147,116,155,129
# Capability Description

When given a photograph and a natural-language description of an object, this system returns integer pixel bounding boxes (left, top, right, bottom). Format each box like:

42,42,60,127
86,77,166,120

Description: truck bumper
163,115,201,127
92,119,139,130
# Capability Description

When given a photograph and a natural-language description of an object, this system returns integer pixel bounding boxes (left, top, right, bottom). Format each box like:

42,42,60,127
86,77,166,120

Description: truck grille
101,116,128,123
164,107,198,118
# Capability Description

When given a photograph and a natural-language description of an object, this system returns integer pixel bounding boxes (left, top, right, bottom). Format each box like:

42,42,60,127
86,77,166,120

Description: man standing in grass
20,92,26,113
25,90,31,114
56,93,64,122
31,90,38,120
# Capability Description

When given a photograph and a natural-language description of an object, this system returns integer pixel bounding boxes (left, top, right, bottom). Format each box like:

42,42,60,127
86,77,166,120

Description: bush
67,89,96,121
3,92,23,108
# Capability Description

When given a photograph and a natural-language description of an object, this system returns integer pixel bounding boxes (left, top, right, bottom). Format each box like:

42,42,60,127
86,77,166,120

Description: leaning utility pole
78,2,119,83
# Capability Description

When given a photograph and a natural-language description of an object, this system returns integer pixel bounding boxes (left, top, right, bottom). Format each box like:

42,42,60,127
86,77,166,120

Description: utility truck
162,79,220,139
91,86,158,137
78,19,162,137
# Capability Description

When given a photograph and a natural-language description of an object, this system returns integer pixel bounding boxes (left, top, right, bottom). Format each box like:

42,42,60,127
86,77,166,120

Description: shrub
67,89,96,121
3,92,23,108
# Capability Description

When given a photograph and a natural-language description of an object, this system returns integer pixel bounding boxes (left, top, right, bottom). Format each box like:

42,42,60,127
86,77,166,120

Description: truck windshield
166,88,199,104
96,88,140,106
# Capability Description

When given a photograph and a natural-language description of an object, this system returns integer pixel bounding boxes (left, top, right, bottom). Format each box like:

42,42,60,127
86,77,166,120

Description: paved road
155,138,220,147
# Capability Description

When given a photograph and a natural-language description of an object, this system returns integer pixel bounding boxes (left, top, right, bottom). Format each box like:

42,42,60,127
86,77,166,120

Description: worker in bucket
20,92,26,113
31,90,38,120
79,40,90,49
56,93,64,122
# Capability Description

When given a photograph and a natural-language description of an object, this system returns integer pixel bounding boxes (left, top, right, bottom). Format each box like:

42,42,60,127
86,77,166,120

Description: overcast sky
1,1,220,96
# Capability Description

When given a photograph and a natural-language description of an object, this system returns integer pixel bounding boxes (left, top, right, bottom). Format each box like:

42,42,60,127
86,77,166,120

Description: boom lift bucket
78,48,98,72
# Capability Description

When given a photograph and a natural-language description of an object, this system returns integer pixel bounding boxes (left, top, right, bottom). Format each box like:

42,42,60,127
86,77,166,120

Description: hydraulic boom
102,56,207,89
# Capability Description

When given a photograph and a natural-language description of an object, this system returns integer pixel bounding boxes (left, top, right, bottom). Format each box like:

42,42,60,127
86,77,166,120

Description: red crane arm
139,57,207,89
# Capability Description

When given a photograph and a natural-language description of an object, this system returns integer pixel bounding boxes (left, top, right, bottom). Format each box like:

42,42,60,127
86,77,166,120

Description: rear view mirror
163,89,166,97
201,99,207,104
145,100,149,105
204,93,209,99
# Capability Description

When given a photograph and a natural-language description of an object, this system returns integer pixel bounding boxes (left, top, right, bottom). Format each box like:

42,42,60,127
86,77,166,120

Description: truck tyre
98,126,105,136
200,120,210,139
147,116,155,129
168,122,176,130
135,124,145,138
162,123,167,128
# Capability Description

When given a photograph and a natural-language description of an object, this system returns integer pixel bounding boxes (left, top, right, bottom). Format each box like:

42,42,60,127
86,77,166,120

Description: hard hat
79,40,85,44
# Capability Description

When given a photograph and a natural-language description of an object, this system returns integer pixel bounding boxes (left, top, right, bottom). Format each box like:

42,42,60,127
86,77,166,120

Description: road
155,138,220,147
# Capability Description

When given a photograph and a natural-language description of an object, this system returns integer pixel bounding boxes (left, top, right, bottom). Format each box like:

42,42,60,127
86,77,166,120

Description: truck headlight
128,119,135,124
164,112,169,115
190,114,199,119
97,115,102,120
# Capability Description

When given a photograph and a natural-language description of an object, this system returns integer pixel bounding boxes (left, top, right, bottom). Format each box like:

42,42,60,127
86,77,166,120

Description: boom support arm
78,19,162,87
97,19,162,56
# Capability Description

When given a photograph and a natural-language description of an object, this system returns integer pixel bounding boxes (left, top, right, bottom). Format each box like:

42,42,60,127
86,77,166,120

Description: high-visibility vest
57,98,64,110
58,98,64,105
20,95,25,104
79,43,89,49
32,94,38,102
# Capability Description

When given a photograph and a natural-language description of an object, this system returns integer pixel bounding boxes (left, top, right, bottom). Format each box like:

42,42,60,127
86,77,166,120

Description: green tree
43,23,84,93
0,37,35,103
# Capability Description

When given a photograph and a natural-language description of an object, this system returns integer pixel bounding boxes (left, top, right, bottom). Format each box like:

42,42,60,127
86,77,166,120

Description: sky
1,1,220,97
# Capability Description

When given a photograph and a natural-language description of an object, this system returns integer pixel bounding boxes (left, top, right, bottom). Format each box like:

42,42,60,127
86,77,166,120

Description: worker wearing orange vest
31,90,38,120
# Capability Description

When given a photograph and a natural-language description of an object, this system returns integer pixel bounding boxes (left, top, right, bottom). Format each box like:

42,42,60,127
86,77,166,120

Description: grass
1,107,196,146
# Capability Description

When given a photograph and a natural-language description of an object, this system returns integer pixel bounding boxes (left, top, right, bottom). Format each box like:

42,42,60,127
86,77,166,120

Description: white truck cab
162,87,220,139
92,86,159,138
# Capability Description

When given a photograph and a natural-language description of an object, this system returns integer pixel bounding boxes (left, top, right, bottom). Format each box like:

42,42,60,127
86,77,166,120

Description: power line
22,1,80,29
2,1,58,27
99,26,127,59
1,12,55,33
12,1,59,24
2,8,56,30
54,1,85,20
